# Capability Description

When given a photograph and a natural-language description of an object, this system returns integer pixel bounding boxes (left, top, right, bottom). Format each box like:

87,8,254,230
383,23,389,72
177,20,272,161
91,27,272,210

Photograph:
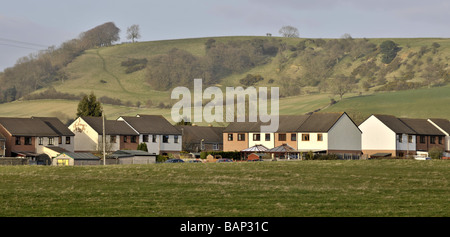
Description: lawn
0,160,448,217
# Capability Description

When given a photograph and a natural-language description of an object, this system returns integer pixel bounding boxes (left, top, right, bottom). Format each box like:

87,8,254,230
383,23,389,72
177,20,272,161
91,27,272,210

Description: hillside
0,35,449,124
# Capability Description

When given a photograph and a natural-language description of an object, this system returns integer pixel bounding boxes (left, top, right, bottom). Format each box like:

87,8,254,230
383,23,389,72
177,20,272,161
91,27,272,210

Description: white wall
69,117,99,152
297,132,328,151
359,115,396,151
328,113,362,151
248,132,275,149
140,134,182,155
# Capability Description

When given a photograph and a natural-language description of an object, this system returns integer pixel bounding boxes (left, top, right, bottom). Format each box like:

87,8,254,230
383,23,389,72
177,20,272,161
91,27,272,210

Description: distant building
69,116,139,153
117,115,182,155
176,125,224,152
223,112,362,158
0,117,74,158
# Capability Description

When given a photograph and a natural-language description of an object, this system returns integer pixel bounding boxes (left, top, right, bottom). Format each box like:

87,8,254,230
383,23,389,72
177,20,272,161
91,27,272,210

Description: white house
296,112,362,158
69,116,139,153
117,115,182,155
359,114,417,157
427,118,450,157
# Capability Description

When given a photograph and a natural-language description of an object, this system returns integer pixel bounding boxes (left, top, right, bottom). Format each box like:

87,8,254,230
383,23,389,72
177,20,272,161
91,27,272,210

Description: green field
0,160,448,217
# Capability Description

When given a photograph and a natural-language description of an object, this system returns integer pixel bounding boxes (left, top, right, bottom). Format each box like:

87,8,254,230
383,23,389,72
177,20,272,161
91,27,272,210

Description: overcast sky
1,0,449,71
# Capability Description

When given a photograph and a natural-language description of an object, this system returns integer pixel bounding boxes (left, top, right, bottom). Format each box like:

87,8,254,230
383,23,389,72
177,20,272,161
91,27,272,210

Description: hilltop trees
81,22,120,48
279,25,299,38
127,24,141,43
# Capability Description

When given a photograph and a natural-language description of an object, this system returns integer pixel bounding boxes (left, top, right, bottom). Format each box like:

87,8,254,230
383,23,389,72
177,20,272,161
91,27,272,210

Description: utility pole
102,110,106,165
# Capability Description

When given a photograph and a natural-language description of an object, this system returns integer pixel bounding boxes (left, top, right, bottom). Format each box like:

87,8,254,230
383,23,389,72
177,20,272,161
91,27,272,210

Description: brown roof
223,115,308,133
0,117,60,136
399,118,445,136
372,114,416,134
428,118,450,134
119,115,181,135
32,117,74,136
296,112,344,132
223,113,350,133
177,125,224,144
81,117,138,135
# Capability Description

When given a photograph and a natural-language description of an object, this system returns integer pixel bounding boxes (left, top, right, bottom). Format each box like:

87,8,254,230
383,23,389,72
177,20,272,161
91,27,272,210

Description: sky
1,0,449,71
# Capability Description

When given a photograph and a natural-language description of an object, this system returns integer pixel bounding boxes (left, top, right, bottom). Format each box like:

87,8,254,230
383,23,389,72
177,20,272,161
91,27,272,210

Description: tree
380,40,400,64
279,25,299,38
137,142,148,152
76,92,103,117
328,75,355,100
81,22,120,48
126,24,141,43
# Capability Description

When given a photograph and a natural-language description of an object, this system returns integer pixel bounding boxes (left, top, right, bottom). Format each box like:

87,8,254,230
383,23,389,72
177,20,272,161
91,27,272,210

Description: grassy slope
0,160,448,217
1,36,449,124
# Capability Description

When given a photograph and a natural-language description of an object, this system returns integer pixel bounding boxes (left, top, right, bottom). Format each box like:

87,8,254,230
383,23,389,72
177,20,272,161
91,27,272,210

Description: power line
0,43,43,51
0,37,49,48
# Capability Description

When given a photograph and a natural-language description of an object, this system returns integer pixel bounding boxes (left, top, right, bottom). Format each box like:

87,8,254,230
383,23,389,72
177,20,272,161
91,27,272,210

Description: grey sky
1,0,449,71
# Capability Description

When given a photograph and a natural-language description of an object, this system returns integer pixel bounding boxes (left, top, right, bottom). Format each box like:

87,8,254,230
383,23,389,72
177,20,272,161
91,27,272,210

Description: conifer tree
76,92,102,117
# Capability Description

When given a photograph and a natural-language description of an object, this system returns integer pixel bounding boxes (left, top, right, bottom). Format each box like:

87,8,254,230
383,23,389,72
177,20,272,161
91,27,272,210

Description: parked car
165,158,185,163
188,159,202,163
216,158,233,163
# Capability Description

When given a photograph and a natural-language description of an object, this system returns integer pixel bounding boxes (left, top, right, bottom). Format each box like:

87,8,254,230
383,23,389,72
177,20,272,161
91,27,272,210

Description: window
124,136,128,143
39,137,43,145
110,135,116,143
238,133,245,141
438,136,443,144
228,134,233,141
143,135,149,142
278,134,286,141
265,133,270,141
408,135,413,143
397,134,403,143
213,144,219,150
253,134,260,141
163,135,169,143
430,136,436,144
15,137,21,145
66,136,71,144
420,136,426,144
48,137,54,145
302,134,310,141
317,133,323,141
291,133,296,141
174,135,179,143
59,136,62,144
24,137,32,145
152,135,157,143
131,136,137,143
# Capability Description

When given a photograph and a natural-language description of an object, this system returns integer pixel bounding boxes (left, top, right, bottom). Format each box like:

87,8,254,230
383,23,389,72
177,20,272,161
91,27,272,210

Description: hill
0,29,449,123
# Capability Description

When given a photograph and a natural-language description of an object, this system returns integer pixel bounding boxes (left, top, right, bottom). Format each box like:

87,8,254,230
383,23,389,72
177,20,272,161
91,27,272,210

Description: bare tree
279,25,299,38
127,24,141,43
328,75,355,100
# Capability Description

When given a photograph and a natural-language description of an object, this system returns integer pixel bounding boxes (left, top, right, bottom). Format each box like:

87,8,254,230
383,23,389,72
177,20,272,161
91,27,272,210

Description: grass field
0,160,448,217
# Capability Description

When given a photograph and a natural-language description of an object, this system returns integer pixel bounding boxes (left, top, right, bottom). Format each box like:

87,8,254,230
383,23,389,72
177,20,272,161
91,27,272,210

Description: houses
117,115,182,155
176,125,224,152
1,111,450,164
223,112,362,159
0,117,75,159
69,116,139,153
359,114,447,158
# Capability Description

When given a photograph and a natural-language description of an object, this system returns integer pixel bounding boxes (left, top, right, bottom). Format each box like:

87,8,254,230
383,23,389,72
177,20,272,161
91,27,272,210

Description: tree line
0,22,121,103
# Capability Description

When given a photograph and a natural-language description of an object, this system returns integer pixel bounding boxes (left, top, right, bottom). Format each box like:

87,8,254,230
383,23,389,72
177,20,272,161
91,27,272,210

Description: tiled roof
399,118,446,136
119,115,181,135
177,125,224,144
372,114,416,134
223,113,346,133
0,117,60,136
428,118,450,134
81,117,138,135
32,117,74,136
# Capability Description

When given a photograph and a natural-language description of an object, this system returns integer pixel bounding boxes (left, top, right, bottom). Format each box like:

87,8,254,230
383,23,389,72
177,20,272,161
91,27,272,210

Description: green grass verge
0,160,448,217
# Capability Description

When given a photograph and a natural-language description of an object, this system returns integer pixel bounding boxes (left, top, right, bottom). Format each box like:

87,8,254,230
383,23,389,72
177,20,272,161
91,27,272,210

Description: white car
414,157,431,160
